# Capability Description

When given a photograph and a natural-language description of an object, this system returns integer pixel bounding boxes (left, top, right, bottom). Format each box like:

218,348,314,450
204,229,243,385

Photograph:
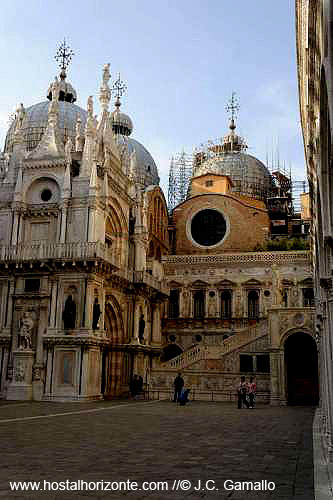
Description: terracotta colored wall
172,193,270,254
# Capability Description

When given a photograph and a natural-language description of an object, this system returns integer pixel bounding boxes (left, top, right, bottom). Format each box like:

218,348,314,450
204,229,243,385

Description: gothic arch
106,197,127,233
104,295,124,343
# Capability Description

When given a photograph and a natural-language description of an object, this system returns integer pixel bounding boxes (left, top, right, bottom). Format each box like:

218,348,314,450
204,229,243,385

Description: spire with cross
55,39,74,79
112,73,127,109
225,92,239,129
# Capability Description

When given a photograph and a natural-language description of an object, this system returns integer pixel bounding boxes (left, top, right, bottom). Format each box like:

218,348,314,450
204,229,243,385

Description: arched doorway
103,297,125,398
284,332,319,405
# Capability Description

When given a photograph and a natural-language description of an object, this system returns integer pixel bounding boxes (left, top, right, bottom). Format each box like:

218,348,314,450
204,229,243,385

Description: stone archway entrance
102,298,125,398
284,332,319,405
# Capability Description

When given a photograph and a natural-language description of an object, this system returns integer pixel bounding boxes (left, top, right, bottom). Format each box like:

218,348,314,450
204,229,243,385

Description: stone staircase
164,320,268,370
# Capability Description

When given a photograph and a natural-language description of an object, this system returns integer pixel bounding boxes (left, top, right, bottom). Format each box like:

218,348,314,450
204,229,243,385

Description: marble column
151,305,161,345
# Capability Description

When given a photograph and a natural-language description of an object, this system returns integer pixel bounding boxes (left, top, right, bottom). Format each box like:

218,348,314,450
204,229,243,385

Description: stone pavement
0,400,314,500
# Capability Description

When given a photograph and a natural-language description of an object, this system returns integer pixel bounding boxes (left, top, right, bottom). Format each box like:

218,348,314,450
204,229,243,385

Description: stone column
60,201,69,243
269,349,281,406
11,211,19,246
84,279,95,329
4,279,15,332
151,304,161,346
131,302,141,344
50,281,58,328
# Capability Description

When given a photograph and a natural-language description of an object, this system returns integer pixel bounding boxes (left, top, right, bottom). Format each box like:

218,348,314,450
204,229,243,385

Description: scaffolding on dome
167,151,193,213
191,137,271,201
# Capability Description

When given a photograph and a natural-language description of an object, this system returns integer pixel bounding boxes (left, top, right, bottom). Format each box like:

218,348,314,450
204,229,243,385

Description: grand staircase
163,320,268,370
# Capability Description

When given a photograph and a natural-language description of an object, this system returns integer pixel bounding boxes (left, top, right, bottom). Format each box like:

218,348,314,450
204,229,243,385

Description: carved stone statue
65,138,73,166
102,63,111,85
181,290,189,317
92,298,101,330
272,264,283,305
18,311,34,350
138,314,145,343
62,295,76,330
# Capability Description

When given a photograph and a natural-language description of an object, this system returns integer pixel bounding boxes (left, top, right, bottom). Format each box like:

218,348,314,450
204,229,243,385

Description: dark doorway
285,332,319,405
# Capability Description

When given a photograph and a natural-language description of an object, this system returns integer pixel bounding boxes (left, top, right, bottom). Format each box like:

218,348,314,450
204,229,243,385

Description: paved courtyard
0,400,314,499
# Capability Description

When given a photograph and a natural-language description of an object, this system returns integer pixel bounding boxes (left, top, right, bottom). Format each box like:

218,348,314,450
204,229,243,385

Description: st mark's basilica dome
4,65,159,187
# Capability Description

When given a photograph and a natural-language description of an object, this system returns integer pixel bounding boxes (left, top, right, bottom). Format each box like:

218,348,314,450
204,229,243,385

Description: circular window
169,334,176,342
195,334,202,342
209,291,215,298
264,290,271,297
40,189,52,202
191,209,226,246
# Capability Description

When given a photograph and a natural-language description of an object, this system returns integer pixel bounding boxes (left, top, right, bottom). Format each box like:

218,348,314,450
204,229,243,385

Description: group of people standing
237,376,256,409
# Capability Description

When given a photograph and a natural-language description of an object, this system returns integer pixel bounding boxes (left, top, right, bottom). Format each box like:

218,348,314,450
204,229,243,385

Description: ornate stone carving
15,360,25,382
18,311,34,350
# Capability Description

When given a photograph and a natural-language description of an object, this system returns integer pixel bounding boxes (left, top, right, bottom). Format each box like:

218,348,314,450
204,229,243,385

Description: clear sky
0,0,305,195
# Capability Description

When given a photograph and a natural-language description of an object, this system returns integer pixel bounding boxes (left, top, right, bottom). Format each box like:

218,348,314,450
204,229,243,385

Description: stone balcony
0,241,119,268
162,316,260,331
134,270,169,295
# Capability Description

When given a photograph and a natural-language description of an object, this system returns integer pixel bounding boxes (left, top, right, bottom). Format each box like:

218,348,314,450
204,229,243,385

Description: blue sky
0,1,305,194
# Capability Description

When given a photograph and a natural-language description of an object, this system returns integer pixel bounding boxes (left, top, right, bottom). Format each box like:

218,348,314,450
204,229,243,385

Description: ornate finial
112,73,127,109
55,39,74,79
225,92,239,129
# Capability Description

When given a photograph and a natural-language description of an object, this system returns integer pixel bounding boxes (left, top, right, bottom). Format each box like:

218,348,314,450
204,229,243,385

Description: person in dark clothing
237,376,250,409
178,388,190,406
174,372,184,402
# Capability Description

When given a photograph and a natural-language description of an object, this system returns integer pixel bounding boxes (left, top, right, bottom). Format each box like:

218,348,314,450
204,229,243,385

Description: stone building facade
0,47,317,407
296,0,333,464
150,118,317,405
0,60,168,401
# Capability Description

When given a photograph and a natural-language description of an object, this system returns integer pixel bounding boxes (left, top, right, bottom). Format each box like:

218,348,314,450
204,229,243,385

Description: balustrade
0,241,117,266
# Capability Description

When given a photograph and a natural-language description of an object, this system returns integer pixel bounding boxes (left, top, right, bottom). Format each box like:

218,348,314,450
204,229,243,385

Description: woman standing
248,376,256,408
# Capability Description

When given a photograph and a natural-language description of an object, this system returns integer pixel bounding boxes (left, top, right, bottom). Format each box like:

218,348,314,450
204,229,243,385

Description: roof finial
225,92,239,130
112,73,127,110
55,39,74,80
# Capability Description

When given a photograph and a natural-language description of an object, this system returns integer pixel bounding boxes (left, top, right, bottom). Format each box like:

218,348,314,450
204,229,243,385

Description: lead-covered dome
110,95,159,186
4,101,87,153
191,119,273,200
115,135,160,186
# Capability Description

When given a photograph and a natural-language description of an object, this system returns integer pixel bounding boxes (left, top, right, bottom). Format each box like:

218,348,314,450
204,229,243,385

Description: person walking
174,372,184,402
237,376,250,409
248,376,256,408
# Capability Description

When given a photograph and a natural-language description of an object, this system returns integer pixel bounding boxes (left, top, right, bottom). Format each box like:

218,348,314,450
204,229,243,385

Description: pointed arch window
194,291,205,319
221,290,232,319
248,290,259,319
